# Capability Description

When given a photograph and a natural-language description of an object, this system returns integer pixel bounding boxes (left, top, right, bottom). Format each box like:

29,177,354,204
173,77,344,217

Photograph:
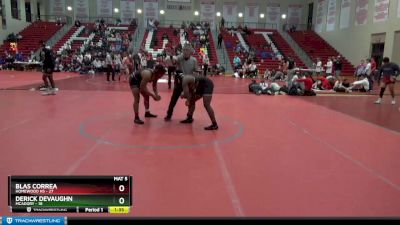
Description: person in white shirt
113,55,122,76
364,59,371,77
202,54,210,76
260,80,268,91
364,58,373,91
65,43,72,53
141,54,147,68
92,58,102,72
315,58,322,75
85,52,92,61
77,54,84,64
325,58,333,77
248,61,257,78
346,74,370,92
105,53,115,82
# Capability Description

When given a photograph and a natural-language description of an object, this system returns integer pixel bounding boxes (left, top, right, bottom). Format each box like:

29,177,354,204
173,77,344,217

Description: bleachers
59,24,136,63
142,27,218,66
145,27,181,52
53,26,80,54
222,28,305,74
187,29,218,66
0,21,63,57
288,30,354,75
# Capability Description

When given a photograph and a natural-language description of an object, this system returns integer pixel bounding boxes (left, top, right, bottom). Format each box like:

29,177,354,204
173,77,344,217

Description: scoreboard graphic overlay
8,176,132,214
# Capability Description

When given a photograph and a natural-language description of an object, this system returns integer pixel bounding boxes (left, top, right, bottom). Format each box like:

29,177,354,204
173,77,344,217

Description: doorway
307,3,313,30
370,33,386,67
25,2,32,22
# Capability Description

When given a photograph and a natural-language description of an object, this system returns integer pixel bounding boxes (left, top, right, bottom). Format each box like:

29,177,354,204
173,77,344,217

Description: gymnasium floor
0,70,400,217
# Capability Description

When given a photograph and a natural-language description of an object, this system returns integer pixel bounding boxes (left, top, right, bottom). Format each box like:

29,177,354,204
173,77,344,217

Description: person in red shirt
321,76,334,90
297,73,316,96
313,76,335,90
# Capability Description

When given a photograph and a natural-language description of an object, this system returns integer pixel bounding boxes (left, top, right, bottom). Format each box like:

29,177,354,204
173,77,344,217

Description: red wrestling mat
0,71,79,89
1,85,400,217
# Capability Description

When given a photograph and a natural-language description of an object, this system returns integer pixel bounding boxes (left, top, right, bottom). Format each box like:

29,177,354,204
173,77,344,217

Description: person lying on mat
182,75,218,130
129,64,166,125
345,74,370,93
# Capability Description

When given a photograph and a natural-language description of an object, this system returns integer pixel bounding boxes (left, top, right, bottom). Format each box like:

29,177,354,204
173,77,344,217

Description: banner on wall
287,4,302,25
266,3,280,26
222,2,237,23
74,0,89,20
50,0,65,16
339,0,351,29
355,0,369,26
398,0,400,18
326,0,337,32
143,0,159,27
97,0,113,18
244,3,259,28
200,0,215,28
315,0,326,33
120,0,136,25
373,0,390,23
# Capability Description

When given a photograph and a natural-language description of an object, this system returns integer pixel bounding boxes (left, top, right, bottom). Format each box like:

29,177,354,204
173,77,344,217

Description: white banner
266,3,280,26
340,0,351,29
355,0,369,26
144,0,159,28
288,4,302,25
50,0,65,16
374,0,390,23
74,0,89,20
398,0,400,18
97,0,113,17
244,3,259,28
223,2,237,23
326,0,337,31
120,0,136,25
200,0,215,28
315,0,326,33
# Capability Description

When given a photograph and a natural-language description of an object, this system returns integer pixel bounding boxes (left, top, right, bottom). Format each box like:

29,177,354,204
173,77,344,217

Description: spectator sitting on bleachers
272,70,284,81
29,51,37,62
247,61,257,78
264,68,272,80
0,56,4,70
162,33,169,41
15,52,24,62
92,58,103,73
235,43,242,54
211,64,225,76
233,55,241,70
